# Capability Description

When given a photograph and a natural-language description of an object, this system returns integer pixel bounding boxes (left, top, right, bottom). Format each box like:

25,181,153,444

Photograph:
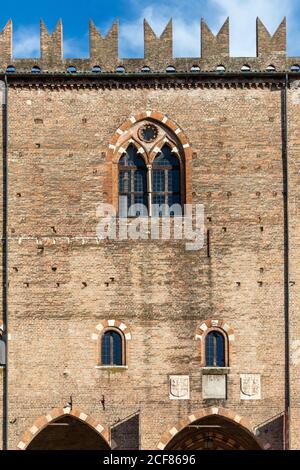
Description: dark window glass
205,331,225,367
152,145,181,216
119,145,148,216
101,331,123,366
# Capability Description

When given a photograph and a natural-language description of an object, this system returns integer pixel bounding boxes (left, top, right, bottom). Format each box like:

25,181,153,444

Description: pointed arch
157,407,264,450
17,407,110,450
106,111,192,209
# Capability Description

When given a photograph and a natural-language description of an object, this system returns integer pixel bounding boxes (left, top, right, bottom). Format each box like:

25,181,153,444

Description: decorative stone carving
202,374,227,399
169,375,190,400
240,374,261,400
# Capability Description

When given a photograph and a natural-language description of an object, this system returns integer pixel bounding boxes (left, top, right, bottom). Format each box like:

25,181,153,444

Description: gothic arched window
118,144,148,217
101,330,123,366
152,144,181,216
205,331,225,367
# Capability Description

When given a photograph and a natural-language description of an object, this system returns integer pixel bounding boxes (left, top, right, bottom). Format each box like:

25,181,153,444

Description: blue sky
2,0,300,58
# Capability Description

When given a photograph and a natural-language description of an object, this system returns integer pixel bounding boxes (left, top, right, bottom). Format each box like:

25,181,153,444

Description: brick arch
157,407,261,450
91,319,132,342
195,319,235,342
106,111,193,208
17,406,110,450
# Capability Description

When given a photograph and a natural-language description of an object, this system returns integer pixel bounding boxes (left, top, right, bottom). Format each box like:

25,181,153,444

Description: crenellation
0,17,297,73
40,19,63,67
0,19,12,66
201,18,229,59
89,20,119,69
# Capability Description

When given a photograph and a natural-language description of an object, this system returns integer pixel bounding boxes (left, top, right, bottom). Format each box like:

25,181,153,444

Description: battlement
0,17,299,74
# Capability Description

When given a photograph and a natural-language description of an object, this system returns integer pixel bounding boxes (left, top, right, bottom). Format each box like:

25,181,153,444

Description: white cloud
211,0,293,56
13,26,40,58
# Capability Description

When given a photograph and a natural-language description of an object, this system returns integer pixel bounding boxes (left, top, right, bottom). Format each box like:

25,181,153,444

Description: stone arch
114,137,148,164
157,407,263,450
148,136,181,163
106,111,193,208
17,406,110,450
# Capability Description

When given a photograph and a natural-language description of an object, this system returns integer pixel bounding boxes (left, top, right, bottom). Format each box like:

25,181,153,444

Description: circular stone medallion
138,124,158,143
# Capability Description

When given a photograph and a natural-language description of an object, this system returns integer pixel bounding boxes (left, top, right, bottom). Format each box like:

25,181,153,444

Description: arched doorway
158,408,263,451
27,415,110,450
17,407,110,450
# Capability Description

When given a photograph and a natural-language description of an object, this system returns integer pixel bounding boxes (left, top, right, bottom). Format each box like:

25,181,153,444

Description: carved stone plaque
240,374,261,400
202,374,227,399
169,375,190,400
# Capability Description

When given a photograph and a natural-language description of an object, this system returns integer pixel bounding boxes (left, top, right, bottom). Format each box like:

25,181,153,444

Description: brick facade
0,16,300,450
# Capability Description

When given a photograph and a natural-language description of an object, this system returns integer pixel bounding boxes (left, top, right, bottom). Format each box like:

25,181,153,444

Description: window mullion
147,164,152,217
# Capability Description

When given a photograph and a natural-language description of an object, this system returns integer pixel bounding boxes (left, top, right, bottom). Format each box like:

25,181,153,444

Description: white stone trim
79,413,88,421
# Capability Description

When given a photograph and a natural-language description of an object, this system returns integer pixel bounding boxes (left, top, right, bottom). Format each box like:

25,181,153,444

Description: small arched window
291,64,300,72
152,145,181,216
241,64,251,72
91,65,102,73
166,65,176,73
141,66,151,73
101,330,123,366
67,66,77,73
216,64,226,72
266,64,276,72
6,65,16,73
116,65,125,73
191,65,201,72
205,331,225,367
31,66,41,73
118,144,148,217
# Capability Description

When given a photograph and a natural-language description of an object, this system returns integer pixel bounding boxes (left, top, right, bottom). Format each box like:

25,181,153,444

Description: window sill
202,367,230,375
95,365,128,370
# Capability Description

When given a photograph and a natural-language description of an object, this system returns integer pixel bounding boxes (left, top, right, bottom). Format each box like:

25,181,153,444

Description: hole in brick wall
24,282,29,288
91,65,102,73
11,228,15,234
207,217,212,222
82,282,87,288
260,268,264,273
258,281,263,287
37,246,44,254
51,226,57,233
82,118,87,124
93,169,97,174
166,65,176,73
116,66,125,73
6,65,16,73
291,64,300,72
56,282,60,288
13,267,18,272
16,193,21,198
273,191,277,197
35,143,41,148
31,66,41,73
34,118,43,124
256,192,261,197
269,117,275,122
52,266,57,272
110,277,115,283
260,226,264,232
105,282,109,287
207,192,212,198
67,66,77,73
236,282,241,287
222,227,227,233
227,192,232,198
141,66,151,73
